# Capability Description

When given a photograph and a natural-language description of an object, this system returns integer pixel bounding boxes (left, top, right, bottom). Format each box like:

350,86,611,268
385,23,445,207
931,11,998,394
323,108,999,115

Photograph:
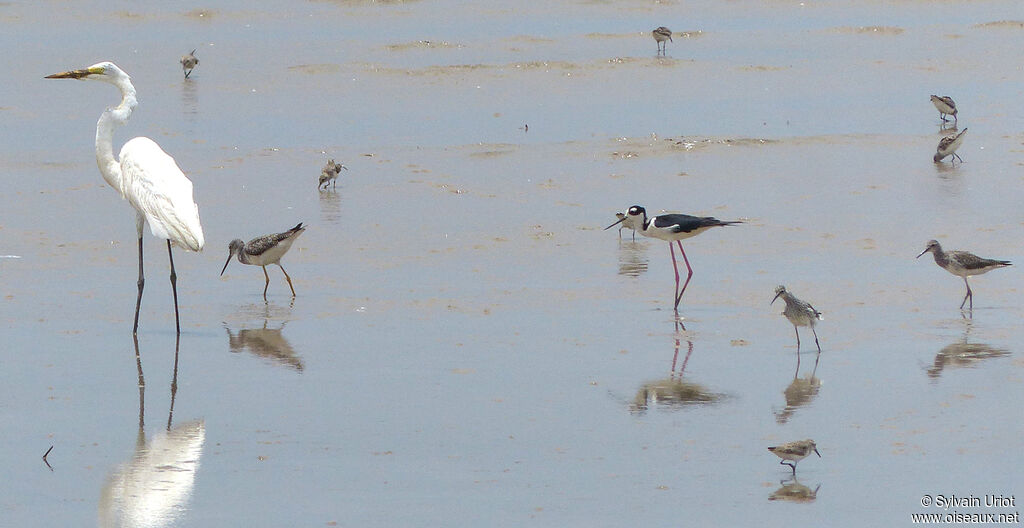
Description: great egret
180,49,198,79
46,62,205,335
221,223,305,299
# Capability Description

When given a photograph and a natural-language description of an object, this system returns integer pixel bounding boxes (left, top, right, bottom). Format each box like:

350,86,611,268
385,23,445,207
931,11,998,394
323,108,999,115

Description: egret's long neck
95,76,137,195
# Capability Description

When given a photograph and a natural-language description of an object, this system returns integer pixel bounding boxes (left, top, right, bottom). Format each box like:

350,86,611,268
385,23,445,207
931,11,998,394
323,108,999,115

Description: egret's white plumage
120,137,204,250
47,61,204,334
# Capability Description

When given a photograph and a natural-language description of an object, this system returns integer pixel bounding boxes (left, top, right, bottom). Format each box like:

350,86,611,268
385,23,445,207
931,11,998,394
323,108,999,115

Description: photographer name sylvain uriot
933,494,1016,509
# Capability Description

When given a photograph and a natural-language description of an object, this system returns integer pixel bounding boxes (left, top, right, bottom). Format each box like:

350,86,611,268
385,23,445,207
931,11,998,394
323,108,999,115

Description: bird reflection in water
180,75,198,127
226,319,303,371
768,477,821,503
318,183,343,225
99,336,204,528
774,352,821,425
615,238,648,278
928,321,1009,379
629,319,722,414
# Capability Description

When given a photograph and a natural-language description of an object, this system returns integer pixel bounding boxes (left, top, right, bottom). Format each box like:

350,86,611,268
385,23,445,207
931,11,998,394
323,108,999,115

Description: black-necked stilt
318,159,347,190
605,205,741,309
221,223,306,299
934,127,967,163
771,285,823,353
767,439,821,475
917,239,1010,311
929,95,957,125
180,49,198,79
652,27,673,54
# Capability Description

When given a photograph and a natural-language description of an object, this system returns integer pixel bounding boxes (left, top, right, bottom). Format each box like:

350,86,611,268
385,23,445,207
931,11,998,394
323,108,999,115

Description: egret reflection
99,336,204,528
768,477,821,503
226,319,303,371
629,319,723,414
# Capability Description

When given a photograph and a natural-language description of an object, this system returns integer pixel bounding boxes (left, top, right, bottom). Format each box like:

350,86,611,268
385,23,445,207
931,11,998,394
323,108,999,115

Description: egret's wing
120,137,205,251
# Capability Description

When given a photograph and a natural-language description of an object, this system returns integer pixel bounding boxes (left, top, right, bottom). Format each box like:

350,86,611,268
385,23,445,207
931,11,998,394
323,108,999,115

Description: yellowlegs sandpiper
221,223,306,299
917,239,1010,311
771,285,823,353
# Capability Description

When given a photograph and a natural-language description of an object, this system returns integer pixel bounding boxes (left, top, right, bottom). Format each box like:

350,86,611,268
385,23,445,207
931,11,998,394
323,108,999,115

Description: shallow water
3,1,1024,526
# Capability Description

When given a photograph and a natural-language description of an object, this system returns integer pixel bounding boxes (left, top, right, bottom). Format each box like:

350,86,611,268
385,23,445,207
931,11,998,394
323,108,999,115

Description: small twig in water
43,445,54,471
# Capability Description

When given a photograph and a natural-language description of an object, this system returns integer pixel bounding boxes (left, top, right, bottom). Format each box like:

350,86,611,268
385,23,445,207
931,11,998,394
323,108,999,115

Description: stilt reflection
629,319,723,414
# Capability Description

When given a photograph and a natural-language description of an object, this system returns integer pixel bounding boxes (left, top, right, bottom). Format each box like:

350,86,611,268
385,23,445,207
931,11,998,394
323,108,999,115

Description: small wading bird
768,439,820,475
934,127,967,163
917,239,1010,311
221,223,306,300
605,205,741,310
612,211,637,241
318,159,347,190
652,26,673,53
180,49,198,79
46,62,205,335
930,95,957,125
771,285,823,353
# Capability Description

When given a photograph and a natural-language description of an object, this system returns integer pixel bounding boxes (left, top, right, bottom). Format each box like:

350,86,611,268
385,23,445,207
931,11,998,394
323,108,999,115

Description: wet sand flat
3,1,1024,526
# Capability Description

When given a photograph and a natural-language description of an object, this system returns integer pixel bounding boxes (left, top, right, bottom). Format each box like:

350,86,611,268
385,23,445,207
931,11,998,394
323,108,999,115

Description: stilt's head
771,285,787,305
917,240,940,259
221,239,245,275
624,205,647,223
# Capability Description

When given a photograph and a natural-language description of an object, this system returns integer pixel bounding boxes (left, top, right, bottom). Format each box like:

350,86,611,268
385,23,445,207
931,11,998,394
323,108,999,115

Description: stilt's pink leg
674,241,694,308
669,243,681,307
